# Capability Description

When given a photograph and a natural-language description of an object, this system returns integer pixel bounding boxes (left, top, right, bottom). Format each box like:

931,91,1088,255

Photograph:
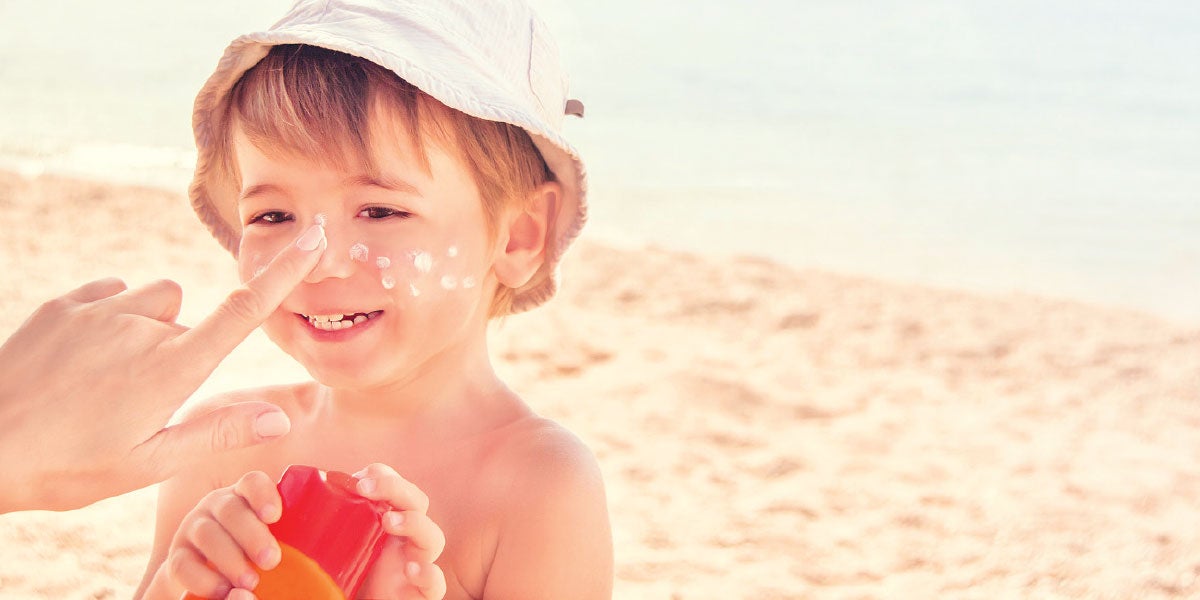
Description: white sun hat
190,0,587,314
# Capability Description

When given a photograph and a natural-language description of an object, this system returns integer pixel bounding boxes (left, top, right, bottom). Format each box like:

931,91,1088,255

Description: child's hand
164,471,283,598
354,463,447,600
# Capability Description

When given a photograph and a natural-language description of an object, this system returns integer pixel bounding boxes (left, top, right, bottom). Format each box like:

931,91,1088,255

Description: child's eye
248,211,294,225
358,206,412,220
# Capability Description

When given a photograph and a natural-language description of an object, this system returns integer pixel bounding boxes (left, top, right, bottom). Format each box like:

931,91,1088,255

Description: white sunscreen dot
440,275,458,290
381,276,396,290
314,213,327,227
254,266,267,278
412,251,433,273
409,283,421,297
447,246,459,258
461,276,477,289
349,242,369,262
375,256,391,269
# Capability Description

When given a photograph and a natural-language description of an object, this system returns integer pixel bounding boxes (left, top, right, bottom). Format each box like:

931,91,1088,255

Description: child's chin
303,362,381,389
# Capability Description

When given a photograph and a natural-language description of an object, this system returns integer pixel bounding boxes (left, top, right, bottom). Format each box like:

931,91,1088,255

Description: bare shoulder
483,416,605,497
479,417,613,599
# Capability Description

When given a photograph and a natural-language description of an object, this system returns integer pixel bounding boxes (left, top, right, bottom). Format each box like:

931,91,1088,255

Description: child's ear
492,181,560,289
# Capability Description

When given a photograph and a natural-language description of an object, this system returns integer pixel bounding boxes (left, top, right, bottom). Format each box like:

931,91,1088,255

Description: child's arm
482,426,613,599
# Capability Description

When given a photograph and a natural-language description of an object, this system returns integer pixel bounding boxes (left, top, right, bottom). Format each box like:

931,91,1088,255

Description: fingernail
357,477,376,495
254,411,291,438
257,545,281,569
386,511,404,529
229,589,256,600
240,571,259,590
352,468,369,479
295,224,325,251
406,561,421,578
258,504,280,523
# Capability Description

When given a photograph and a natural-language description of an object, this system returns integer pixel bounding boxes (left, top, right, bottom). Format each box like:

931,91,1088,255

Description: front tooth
353,315,367,324
308,314,348,323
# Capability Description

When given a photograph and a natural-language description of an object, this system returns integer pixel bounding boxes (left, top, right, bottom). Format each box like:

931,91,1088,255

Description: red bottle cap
270,465,390,598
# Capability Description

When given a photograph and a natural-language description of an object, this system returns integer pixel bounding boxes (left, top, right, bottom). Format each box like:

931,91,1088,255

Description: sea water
1,0,1196,323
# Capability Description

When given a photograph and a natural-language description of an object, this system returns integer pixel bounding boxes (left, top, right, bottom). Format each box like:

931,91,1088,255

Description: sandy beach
0,170,1197,599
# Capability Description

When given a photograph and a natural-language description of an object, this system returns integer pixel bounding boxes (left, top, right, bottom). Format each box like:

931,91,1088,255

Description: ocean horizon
2,0,1197,324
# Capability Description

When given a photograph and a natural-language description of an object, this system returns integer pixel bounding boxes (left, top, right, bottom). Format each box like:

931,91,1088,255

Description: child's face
233,112,496,389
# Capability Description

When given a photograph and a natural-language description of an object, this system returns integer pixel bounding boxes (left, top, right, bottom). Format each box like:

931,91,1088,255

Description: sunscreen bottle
183,464,388,599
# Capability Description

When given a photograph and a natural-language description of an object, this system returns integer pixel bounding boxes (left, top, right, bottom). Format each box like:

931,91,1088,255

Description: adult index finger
170,224,326,368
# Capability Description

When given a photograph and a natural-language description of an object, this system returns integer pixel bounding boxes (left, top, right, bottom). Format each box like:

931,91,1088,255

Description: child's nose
303,219,357,283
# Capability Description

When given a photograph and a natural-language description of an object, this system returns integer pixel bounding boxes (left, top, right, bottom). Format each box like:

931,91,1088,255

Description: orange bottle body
182,543,343,600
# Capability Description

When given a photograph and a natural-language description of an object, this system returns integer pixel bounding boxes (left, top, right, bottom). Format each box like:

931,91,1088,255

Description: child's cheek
368,241,483,298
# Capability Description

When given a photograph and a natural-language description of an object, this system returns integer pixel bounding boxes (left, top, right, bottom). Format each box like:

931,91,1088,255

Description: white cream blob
440,275,458,290
314,213,328,227
461,276,477,289
411,250,433,273
381,276,396,290
350,242,370,262
447,246,459,258
375,256,391,269
409,283,421,297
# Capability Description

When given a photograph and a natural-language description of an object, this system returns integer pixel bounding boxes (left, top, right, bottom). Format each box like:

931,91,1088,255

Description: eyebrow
239,175,423,202
342,174,423,197
239,183,285,202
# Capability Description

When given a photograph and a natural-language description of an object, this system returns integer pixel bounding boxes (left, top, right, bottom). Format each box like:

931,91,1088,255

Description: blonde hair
216,44,554,317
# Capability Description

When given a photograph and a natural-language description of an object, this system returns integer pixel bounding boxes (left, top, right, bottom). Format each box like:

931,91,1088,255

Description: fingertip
356,477,377,496
295,223,326,251
258,503,281,524
385,511,404,531
253,411,291,439
64,277,128,303
150,278,184,298
256,544,282,570
227,587,258,600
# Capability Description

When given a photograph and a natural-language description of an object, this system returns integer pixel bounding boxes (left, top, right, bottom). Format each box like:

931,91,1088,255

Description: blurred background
1,0,1197,323
2,4,1199,599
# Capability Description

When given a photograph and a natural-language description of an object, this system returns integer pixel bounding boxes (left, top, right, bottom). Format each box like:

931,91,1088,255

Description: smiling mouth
301,310,384,331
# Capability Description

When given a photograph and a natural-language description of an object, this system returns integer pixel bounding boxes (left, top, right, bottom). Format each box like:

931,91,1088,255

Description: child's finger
407,561,447,600
356,536,408,597
383,511,446,564
232,471,284,524
354,463,430,514
212,489,282,571
185,515,261,592
167,544,233,599
226,588,259,600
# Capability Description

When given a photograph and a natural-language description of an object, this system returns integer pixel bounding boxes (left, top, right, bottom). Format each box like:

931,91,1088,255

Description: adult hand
0,225,326,513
